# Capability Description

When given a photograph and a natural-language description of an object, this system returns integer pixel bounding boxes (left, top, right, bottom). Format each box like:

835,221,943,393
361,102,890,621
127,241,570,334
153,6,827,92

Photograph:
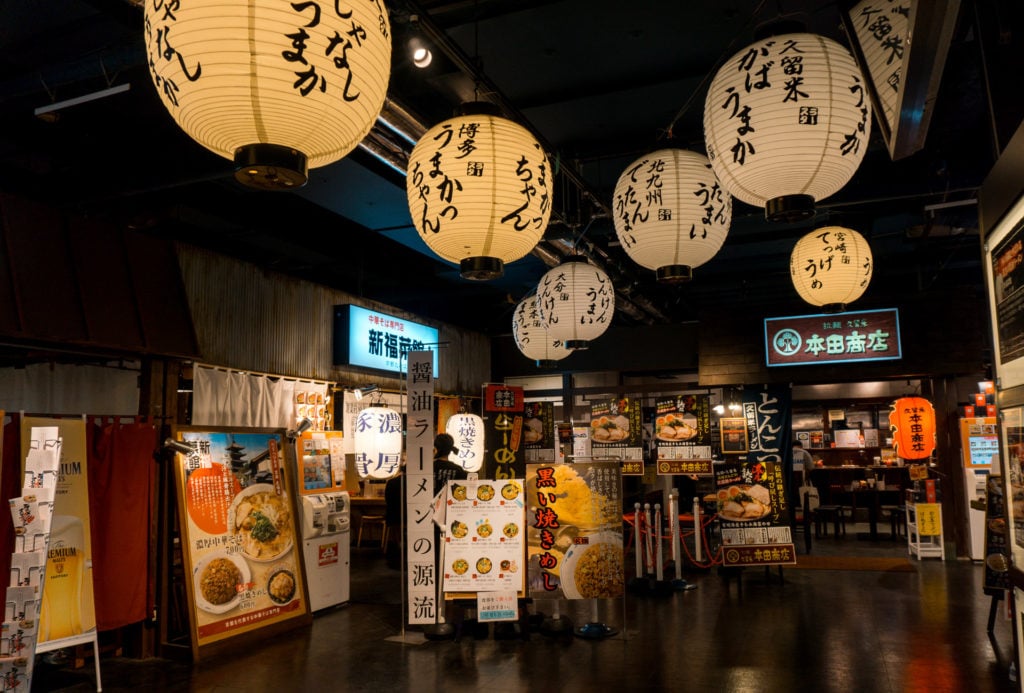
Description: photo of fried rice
199,557,241,606
573,542,623,599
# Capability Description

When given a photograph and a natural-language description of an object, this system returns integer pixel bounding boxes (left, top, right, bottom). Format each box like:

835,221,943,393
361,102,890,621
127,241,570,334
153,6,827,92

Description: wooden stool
357,515,388,550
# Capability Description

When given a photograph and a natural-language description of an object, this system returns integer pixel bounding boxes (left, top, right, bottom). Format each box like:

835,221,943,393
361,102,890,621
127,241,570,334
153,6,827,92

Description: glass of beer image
40,515,85,641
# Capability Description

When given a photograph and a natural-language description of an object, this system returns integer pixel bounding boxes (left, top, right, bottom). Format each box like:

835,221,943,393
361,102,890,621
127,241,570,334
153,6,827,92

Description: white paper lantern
790,226,873,311
613,149,732,282
144,0,391,189
512,295,572,366
353,406,403,479
703,33,871,222
536,256,615,350
446,413,485,473
406,102,552,280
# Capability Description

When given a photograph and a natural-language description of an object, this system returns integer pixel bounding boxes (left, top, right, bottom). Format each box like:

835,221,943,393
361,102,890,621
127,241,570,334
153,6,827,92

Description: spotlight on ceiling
287,417,314,439
408,18,432,68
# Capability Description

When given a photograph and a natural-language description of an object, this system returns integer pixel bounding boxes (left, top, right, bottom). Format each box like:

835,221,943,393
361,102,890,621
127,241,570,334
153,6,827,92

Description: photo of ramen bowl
228,484,294,562
476,522,493,538
450,520,469,539
476,557,492,574
501,483,520,501
451,485,468,502
477,485,495,502
716,484,772,522
452,558,469,575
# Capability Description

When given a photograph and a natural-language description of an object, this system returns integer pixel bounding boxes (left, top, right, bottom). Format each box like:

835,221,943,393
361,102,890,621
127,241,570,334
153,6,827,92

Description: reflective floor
36,525,1018,692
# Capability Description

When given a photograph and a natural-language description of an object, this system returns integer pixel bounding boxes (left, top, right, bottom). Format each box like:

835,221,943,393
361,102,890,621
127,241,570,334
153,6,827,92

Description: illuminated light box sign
764,308,901,367
333,305,438,376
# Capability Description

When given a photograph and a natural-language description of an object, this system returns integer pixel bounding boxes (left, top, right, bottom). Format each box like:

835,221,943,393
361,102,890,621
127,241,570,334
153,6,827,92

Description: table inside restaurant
850,485,903,540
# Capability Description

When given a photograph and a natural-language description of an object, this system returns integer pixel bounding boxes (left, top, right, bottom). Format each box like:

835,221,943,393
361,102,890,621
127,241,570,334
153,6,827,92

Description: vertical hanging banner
715,387,796,568
523,402,555,462
21,417,98,648
653,394,712,474
589,397,643,463
405,351,436,625
482,384,525,480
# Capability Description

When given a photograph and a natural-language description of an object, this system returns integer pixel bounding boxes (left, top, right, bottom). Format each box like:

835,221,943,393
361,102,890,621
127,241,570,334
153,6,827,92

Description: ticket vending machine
961,417,998,561
296,431,351,611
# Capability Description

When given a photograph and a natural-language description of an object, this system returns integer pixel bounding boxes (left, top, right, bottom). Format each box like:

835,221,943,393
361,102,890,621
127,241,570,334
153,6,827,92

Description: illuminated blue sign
333,305,439,376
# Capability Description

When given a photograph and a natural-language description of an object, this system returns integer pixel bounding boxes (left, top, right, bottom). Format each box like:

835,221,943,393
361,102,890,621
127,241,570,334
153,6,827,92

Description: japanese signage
715,386,795,568
720,417,749,454
764,308,901,367
441,480,525,593
589,397,643,462
482,384,526,480
654,394,712,474
333,304,439,376
171,428,309,656
523,401,556,462
405,351,437,625
21,418,98,648
845,1,909,142
525,462,623,600
915,503,942,536
477,591,519,623
446,412,485,473
353,407,403,479
982,475,1009,594
990,221,1024,365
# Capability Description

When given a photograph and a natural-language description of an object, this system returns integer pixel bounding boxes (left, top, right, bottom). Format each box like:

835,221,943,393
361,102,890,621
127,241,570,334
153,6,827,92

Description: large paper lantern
144,0,391,189
613,149,731,282
353,406,403,479
446,413,485,473
406,102,552,280
512,295,572,367
790,226,872,312
536,256,615,350
889,397,936,460
703,33,871,222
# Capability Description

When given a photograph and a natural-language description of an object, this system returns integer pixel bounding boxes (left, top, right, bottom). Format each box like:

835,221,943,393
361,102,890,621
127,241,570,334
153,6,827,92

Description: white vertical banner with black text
405,351,436,625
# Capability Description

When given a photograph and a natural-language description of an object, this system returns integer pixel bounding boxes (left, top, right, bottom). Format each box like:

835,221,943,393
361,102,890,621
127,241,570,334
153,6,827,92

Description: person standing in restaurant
433,432,467,494
792,440,814,486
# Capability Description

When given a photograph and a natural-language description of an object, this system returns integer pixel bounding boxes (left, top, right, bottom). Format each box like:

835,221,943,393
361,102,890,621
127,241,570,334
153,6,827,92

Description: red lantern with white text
889,397,936,460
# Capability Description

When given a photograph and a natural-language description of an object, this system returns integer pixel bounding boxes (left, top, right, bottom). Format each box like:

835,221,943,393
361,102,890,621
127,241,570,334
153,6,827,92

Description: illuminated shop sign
333,304,439,376
764,308,901,367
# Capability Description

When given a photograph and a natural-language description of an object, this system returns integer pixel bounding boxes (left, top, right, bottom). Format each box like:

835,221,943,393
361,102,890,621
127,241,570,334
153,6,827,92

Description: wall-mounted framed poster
170,426,311,660
719,418,748,454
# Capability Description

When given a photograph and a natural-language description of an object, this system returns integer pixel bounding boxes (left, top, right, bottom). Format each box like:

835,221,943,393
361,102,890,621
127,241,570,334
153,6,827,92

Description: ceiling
1,0,1023,350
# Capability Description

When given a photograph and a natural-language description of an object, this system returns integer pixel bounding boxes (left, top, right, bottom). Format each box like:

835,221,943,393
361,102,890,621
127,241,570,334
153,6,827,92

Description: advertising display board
171,427,310,658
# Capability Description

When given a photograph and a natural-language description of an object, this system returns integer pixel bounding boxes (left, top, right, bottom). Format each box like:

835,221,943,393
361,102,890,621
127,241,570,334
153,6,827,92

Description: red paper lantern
889,397,936,460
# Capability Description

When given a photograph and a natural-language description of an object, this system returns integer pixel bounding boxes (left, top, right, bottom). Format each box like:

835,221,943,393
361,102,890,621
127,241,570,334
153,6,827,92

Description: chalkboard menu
983,474,1010,594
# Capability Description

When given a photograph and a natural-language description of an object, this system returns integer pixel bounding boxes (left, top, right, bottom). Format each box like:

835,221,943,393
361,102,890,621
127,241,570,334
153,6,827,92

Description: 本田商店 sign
764,308,901,367
333,304,439,375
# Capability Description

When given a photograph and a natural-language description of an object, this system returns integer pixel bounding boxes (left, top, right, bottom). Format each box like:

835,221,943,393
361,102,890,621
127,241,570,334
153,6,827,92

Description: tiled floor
35,524,1018,692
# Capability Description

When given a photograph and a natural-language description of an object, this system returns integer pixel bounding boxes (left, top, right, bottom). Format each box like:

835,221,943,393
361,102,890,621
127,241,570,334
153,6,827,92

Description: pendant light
790,226,873,312
144,1,392,190
535,256,615,350
703,32,871,222
446,412,485,473
406,102,552,280
353,405,403,479
613,149,731,282
512,294,572,367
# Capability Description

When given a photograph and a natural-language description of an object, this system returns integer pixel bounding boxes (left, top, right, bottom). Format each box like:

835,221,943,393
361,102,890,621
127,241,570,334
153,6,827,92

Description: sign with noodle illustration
171,427,311,659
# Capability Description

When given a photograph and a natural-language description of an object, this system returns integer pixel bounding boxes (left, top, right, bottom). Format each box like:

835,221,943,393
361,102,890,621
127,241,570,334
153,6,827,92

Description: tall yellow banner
21,417,97,645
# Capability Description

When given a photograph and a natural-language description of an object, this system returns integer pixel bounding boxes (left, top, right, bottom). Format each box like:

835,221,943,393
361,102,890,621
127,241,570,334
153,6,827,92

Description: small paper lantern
446,413,485,473
353,406,403,479
144,1,391,189
536,256,615,350
613,149,731,282
512,295,572,367
889,397,936,460
406,102,552,280
790,226,872,312
703,33,871,222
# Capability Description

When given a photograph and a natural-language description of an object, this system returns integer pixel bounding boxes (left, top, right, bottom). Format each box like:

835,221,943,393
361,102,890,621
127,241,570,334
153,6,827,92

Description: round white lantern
353,406,403,480
144,1,391,189
512,295,572,366
446,413,485,473
613,149,732,282
790,226,873,312
703,33,870,222
406,102,552,280
536,256,615,350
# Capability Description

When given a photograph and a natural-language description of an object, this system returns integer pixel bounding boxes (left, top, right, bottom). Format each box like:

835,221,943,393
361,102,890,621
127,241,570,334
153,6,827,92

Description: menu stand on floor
906,503,945,560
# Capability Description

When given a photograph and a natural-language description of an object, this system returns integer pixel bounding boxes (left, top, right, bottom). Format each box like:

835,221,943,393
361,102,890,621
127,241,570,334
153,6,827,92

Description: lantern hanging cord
659,0,769,144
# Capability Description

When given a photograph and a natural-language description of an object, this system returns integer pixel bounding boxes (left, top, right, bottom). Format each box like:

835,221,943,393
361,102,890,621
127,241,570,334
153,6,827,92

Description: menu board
983,474,1010,593
653,394,712,473
523,401,555,462
172,427,310,658
1002,406,1024,571
589,397,643,462
525,461,624,600
442,479,525,593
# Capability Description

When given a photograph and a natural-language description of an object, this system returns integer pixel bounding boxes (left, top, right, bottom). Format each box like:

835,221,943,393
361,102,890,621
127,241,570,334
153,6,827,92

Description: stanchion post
693,497,703,563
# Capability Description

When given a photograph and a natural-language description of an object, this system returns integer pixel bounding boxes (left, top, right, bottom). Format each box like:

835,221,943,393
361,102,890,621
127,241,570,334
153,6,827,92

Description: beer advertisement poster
172,427,311,657
21,417,98,646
